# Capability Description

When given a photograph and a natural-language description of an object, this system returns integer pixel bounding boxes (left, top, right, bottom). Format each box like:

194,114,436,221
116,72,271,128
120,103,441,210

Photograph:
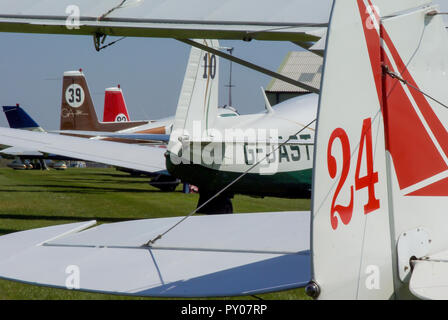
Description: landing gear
149,175,180,192
39,159,49,170
196,191,233,214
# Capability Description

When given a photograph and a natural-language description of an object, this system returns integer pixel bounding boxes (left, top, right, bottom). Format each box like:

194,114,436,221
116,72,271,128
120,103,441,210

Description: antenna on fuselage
224,47,235,107
261,87,274,114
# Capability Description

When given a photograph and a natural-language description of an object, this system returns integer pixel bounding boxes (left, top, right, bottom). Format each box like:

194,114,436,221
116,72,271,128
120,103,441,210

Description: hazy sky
0,0,447,130
0,33,300,130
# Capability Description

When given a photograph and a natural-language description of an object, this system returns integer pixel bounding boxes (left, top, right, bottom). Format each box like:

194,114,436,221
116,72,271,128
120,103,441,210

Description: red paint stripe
357,0,383,108
407,175,448,196
381,51,447,189
357,0,448,190
381,25,448,159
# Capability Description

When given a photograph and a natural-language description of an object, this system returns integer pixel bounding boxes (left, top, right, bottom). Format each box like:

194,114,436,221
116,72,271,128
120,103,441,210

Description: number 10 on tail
327,118,380,230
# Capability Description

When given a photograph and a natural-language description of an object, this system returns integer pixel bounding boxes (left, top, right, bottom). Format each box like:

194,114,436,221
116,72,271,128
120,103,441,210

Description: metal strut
382,64,448,110
178,39,320,94
98,0,128,21
93,0,129,51
93,33,126,52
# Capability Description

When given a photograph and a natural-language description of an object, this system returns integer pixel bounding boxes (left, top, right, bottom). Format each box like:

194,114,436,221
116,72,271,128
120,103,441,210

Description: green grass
0,167,311,300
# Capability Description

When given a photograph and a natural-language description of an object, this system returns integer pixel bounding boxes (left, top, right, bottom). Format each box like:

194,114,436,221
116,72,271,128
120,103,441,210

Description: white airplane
0,0,447,300
1,38,318,213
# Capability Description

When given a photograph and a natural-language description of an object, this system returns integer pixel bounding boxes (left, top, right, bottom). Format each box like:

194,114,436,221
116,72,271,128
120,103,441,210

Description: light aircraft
55,51,241,142
0,0,447,300
166,90,317,213
1,103,179,187
59,69,171,135
1,39,317,214
1,105,74,170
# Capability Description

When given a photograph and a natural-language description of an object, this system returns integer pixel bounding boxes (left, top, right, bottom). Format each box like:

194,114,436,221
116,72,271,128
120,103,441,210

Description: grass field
0,167,311,300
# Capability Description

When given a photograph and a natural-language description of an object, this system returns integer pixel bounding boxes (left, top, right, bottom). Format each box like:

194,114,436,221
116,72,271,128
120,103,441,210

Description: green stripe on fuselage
166,153,312,198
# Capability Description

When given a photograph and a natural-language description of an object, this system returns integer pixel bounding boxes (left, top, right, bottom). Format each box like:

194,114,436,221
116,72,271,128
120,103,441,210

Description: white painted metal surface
0,211,310,297
410,250,448,300
1,0,445,43
169,39,220,152
0,146,43,157
0,127,167,174
311,0,448,300
397,228,431,282
311,0,399,300
0,0,330,42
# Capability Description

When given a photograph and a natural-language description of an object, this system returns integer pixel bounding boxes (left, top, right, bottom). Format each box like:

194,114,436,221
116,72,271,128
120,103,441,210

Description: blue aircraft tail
3,105,43,131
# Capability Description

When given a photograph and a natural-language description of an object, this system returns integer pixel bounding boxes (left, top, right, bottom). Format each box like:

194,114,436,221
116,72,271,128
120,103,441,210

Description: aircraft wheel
196,192,234,214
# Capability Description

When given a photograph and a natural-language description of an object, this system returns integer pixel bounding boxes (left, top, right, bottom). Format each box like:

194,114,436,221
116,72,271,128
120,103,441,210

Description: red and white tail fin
60,70,148,132
103,85,131,123
310,0,441,299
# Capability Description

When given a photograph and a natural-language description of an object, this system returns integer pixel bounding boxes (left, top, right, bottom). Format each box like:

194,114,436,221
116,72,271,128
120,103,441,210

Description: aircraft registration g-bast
0,0,448,300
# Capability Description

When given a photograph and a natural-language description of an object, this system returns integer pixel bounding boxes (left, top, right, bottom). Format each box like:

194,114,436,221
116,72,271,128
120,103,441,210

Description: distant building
266,51,322,106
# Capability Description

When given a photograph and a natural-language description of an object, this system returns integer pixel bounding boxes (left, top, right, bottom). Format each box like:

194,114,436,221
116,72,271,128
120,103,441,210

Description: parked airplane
59,69,171,135
166,89,316,213
1,39,316,214
1,104,180,188
58,44,315,213
1,105,73,170
2,0,446,300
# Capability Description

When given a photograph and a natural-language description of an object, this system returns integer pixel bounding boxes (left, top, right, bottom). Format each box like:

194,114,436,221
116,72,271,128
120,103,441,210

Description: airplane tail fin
103,85,131,123
168,39,220,154
3,105,44,132
60,69,100,130
310,0,444,299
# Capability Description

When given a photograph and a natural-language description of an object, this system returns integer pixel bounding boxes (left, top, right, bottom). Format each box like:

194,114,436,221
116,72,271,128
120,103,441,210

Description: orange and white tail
60,70,148,132
103,85,131,123
60,69,99,131
310,0,446,299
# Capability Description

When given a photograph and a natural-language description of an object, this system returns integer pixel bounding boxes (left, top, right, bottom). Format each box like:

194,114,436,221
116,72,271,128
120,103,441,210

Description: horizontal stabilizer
0,211,310,297
0,127,166,174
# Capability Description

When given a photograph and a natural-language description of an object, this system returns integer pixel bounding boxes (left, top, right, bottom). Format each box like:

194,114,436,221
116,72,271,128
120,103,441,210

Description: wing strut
145,118,317,247
178,39,320,94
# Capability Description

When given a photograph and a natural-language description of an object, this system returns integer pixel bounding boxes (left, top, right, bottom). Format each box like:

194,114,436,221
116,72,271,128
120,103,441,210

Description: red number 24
327,118,380,230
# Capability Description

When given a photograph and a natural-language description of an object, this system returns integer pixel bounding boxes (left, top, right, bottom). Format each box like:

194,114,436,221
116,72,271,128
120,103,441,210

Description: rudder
60,69,100,131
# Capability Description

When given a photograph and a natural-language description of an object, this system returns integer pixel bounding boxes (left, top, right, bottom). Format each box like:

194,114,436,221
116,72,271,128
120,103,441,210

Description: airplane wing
0,127,167,174
0,146,44,157
0,0,330,42
0,211,310,297
1,0,446,43
52,130,170,143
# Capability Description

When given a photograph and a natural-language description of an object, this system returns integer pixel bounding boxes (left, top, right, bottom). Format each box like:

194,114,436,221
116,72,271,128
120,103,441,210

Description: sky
0,1,447,130
0,33,301,130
